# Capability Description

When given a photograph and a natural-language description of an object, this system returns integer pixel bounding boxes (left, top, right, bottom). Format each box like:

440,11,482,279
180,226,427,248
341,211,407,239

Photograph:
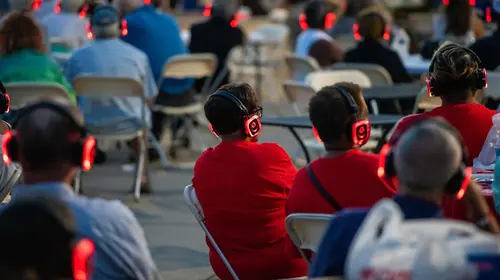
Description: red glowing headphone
86,5,128,39
203,2,240,28
73,238,95,280
299,12,336,30
312,86,371,146
377,118,472,200
32,0,43,10
442,0,476,6
426,44,487,97
208,90,262,138
2,101,97,172
300,0,337,30
54,0,90,18
353,10,390,41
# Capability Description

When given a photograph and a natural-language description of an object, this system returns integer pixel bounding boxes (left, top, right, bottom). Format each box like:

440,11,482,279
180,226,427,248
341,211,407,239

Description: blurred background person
118,0,195,147
295,0,345,67
42,0,89,52
0,195,84,280
470,0,500,71
0,12,76,106
189,0,244,90
310,118,499,278
67,4,157,192
344,6,412,84
193,83,307,280
8,97,161,279
329,0,383,36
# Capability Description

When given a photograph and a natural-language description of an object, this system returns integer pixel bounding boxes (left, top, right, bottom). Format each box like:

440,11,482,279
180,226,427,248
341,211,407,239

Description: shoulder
329,208,370,231
258,142,290,158
194,147,214,170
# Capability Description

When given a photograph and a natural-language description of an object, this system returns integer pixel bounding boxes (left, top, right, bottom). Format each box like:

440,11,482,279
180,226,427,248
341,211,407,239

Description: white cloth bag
474,113,500,169
345,199,500,280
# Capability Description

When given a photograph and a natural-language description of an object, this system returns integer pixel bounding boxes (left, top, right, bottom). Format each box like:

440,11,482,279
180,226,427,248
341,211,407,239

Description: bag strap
306,164,343,212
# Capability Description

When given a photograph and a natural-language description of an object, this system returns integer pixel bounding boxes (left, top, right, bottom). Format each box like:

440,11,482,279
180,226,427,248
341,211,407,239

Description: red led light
203,3,212,17
79,4,89,18
353,24,361,40
82,137,96,172
4,93,9,113
86,23,93,39
486,7,492,22
325,13,336,29
144,0,151,4
121,20,128,36
73,238,95,280
55,0,61,13
33,0,43,10
456,167,472,200
312,126,322,142
443,0,449,5
299,13,308,30
377,144,391,178
2,131,12,166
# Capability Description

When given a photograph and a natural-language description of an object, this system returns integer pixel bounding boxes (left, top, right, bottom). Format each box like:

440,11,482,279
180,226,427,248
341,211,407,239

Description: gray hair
92,23,120,39
60,0,85,13
393,119,462,191
8,0,33,11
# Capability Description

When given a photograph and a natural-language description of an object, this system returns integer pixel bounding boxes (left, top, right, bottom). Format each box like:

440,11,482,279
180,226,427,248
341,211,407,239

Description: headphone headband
428,43,481,74
334,86,358,115
210,89,249,115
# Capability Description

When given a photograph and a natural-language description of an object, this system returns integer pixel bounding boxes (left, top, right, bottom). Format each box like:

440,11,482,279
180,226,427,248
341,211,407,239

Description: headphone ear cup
2,131,17,165
445,165,465,195
351,120,371,146
384,150,396,178
244,115,262,137
476,68,488,89
0,93,10,114
426,77,438,97
80,137,96,172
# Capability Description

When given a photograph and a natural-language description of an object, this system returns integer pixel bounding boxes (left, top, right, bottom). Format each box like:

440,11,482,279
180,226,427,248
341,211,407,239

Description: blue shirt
309,195,442,278
66,38,157,127
121,5,193,94
42,13,89,51
10,182,161,280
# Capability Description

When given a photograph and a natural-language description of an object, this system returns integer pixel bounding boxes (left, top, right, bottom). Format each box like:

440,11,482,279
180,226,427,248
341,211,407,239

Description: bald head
394,119,463,192
117,0,143,15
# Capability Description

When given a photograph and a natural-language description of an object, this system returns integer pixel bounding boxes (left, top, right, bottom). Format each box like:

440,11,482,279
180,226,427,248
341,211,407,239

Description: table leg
288,127,311,163
254,45,262,100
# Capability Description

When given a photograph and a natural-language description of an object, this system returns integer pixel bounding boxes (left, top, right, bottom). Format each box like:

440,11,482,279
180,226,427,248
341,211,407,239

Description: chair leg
74,170,82,194
148,132,170,169
133,134,146,202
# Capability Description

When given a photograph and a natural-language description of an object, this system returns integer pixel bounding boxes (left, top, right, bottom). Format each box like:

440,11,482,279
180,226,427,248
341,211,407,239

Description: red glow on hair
73,238,95,280
2,131,12,166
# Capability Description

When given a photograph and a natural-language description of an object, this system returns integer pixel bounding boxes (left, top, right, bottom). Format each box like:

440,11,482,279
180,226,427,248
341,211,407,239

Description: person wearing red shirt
288,82,396,217
192,83,307,280
390,43,496,165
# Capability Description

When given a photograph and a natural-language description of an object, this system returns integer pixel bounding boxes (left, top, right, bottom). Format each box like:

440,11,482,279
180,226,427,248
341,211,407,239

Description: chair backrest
5,82,70,109
72,76,143,98
160,53,218,80
283,81,316,116
50,37,79,52
306,70,372,91
286,213,333,257
484,71,500,100
332,63,393,86
253,23,290,44
183,185,205,222
285,54,321,82
412,86,441,114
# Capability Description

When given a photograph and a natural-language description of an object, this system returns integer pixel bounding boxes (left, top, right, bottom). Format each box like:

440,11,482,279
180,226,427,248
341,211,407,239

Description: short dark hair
309,82,368,143
444,0,471,36
0,195,76,279
357,8,386,40
304,0,337,29
204,83,260,136
0,12,45,56
16,103,82,172
430,44,480,100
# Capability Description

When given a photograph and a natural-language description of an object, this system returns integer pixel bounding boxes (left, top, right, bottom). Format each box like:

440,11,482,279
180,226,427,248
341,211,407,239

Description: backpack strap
306,164,343,212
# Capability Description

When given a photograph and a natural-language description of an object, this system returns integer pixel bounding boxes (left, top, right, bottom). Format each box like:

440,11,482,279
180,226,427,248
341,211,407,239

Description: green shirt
0,49,76,104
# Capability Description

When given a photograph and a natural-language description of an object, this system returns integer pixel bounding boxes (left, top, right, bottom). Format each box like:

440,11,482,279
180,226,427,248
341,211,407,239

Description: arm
259,144,297,195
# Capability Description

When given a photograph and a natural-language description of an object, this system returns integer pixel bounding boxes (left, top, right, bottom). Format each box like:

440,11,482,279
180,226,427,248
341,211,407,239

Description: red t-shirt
390,104,497,165
192,140,307,280
287,150,396,215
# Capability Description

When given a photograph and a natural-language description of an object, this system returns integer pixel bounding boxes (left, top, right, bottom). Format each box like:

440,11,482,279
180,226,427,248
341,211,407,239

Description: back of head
357,6,387,40
8,0,33,12
211,0,240,21
0,11,43,56
15,98,83,173
0,195,76,279
309,82,368,144
90,4,121,39
444,0,472,36
428,43,482,102
204,83,260,137
304,0,336,29
394,118,462,192
60,0,86,13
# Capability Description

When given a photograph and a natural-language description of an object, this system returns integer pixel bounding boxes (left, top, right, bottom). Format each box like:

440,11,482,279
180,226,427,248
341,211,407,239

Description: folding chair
284,54,321,82
306,70,372,91
6,82,71,109
412,86,441,114
49,37,80,53
73,76,168,201
285,213,334,264
0,165,22,204
153,54,217,153
331,63,393,86
183,185,240,280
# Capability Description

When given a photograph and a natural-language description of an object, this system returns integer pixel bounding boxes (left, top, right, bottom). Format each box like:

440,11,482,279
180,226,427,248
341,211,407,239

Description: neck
441,95,475,105
23,171,73,186
324,142,355,157
399,187,442,206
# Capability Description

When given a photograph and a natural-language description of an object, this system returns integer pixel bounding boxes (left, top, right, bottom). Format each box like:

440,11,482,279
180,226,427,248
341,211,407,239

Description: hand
464,180,500,234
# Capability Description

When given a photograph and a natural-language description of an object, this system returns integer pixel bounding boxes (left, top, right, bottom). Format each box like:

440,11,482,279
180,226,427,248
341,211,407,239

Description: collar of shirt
393,195,442,219
11,182,74,200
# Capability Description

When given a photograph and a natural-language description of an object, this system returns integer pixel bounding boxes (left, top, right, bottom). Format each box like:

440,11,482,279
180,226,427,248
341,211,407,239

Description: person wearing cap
188,0,244,89
118,0,195,143
7,97,161,280
67,4,157,193
42,0,89,50
309,118,499,278
470,0,500,71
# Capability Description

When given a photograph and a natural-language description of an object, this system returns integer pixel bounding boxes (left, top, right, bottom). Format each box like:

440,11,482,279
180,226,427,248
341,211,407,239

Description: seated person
295,0,344,67
310,118,499,277
0,195,87,280
470,4,500,70
287,82,395,215
189,0,244,89
390,43,495,165
67,4,157,193
118,0,195,141
34,0,59,21
192,83,307,280
0,12,76,104
42,0,89,51
344,7,412,84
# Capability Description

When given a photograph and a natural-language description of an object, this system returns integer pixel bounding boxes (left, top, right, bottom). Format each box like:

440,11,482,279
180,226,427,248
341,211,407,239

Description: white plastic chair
412,86,441,114
284,54,321,82
183,185,240,280
331,63,393,86
285,213,334,264
73,76,168,201
49,37,80,52
5,82,71,109
0,165,22,204
306,70,372,91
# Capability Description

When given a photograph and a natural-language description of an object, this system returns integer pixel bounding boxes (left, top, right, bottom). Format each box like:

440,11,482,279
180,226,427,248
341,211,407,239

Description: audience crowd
2,0,500,279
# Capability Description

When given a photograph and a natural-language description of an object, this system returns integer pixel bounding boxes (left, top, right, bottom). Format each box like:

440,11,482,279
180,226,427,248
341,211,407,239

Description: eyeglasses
254,106,263,118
